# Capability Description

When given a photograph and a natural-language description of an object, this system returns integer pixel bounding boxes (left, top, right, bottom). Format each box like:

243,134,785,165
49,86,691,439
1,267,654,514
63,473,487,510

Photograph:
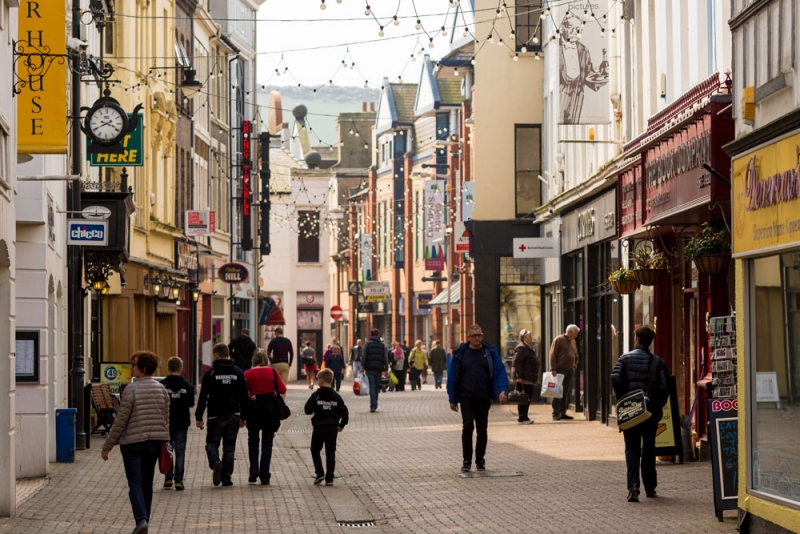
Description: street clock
81,94,142,152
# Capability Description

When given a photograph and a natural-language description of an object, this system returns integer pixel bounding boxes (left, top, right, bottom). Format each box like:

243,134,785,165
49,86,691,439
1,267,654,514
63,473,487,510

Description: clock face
88,105,125,144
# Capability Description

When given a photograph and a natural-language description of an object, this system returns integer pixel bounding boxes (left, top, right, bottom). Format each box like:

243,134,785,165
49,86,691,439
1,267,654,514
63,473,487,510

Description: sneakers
627,488,640,502
325,481,333,486
314,476,325,485
174,482,184,491
163,479,173,488
249,473,259,485
518,419,534,425
212,461,223,487
221,480,234,487
476,462,486,471
645,490,657,498
461,461,471,473
560,414,575,420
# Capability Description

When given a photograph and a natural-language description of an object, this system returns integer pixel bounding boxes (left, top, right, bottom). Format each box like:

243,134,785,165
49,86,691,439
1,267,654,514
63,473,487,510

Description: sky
255,0,476,90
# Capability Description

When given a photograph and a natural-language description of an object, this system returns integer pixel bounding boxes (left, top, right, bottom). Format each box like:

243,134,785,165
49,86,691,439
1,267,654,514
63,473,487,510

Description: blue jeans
120,440,161,524
366,371,381,410
434,370,444,388
166,430,187,482
205,414,240,483
247,424,274,484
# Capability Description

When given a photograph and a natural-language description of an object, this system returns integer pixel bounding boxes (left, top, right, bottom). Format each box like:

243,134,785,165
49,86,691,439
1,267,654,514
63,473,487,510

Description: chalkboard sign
708,399,738,521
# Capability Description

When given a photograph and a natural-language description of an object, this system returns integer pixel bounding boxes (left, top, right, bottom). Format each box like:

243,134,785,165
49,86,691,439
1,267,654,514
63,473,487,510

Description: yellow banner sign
732,131,800,255
17,0,67,154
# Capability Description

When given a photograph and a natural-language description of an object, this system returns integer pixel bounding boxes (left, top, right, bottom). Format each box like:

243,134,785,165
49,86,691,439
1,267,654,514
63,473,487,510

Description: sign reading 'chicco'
218,263,249,284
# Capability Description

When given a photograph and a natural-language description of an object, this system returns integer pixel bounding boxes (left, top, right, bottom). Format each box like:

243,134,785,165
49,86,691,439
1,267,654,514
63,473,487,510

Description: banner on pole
360,233,373,281
424,180,445,271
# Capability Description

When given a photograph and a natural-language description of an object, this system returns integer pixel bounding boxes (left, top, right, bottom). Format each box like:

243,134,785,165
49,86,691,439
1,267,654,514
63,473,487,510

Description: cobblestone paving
0,381,739,533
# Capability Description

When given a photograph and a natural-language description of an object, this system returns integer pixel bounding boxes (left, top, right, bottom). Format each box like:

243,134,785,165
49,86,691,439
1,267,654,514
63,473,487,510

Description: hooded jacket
304,386,349,428
447,341,509,404
195,358,249,421
162,374,195,433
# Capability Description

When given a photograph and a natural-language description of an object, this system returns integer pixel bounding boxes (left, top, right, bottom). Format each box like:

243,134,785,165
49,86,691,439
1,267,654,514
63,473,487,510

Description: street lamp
171,281,181,301
179,69,203,100
160,278,173,300
191,285,201,302
151,275,163,296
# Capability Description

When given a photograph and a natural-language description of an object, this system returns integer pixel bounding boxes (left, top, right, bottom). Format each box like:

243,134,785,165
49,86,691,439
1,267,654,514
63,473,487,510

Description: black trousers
310,426,339,483
622,416,659,491
394,369,407,391
552,369,574,417
516,384,535,421
460,397,491,464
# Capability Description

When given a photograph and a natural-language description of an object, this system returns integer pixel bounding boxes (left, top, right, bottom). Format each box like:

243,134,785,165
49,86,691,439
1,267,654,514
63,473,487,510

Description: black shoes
249,473,259,485
221,480,233,487
132,520,149,534
560,414,574,420
552,415,562,421
314,476,325,485
646,490,657,498
212,461,223,487
476,462,485,471
461,461,471,472
627,488,640,502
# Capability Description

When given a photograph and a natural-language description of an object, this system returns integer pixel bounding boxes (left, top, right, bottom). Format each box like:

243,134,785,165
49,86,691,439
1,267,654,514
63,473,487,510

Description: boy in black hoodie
304,368,349,486
196,343,249,487
163,357,194,490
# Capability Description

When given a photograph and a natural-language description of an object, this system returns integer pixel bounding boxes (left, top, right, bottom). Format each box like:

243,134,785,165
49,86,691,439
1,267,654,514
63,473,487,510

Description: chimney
362,102,367,112
369,102,375,112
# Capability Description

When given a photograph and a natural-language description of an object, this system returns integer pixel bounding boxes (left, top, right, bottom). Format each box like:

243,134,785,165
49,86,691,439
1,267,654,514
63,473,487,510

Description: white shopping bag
541,372,564,399
353,374,370,397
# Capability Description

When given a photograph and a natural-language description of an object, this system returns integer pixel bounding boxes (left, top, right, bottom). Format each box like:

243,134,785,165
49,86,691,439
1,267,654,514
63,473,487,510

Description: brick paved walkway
0,382,739,533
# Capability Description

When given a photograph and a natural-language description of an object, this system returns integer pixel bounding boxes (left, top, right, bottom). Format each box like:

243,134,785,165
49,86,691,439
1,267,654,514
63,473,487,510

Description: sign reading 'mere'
86,114,144,167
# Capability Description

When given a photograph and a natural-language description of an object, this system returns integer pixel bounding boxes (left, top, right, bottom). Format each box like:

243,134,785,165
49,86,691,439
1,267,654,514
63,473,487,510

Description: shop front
560,187,620,423
730,129,800,531
620,79,734,446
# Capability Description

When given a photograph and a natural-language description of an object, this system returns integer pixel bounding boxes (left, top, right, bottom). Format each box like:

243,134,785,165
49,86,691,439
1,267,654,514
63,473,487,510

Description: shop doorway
297,330,322,382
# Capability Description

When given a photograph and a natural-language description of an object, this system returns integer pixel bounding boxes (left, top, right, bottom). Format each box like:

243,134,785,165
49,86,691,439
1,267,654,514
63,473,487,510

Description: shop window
515,125,542,217
749,252,800,502
499,285,542,364
298,211,320,263
500,256,541,285
515,0,543,52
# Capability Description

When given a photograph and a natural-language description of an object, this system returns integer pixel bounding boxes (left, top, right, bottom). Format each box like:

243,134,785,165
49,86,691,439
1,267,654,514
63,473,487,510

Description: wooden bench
90,383,116,435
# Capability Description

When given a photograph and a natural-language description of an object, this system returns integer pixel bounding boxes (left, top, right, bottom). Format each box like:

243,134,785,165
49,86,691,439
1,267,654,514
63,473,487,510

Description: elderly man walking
549,324,580,421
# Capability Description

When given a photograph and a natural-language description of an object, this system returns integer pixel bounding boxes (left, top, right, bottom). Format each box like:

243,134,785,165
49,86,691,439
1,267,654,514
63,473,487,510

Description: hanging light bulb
350,62,355,69
363,143,369,149
364,80,369,88
329,79,334,87
411,54,416,61
612,28,616,38
428,38,434,48
380,85,385,94
320,0,326,9
378,26,384,37
488,33,494,44
513,53,519,62
463,28,469,37
532,36,539,44
364,4,371,15
600,29,605,38
336,0,342,3
441,26,447,36
534,52,540,61
415,19,421,30
313,88,317,97
521,45,528,53
470,57,475,65
349,128,354,135
433,63,440,72
393,15,399,26
498,38,504,46
453,67,459,76
510,30,515,41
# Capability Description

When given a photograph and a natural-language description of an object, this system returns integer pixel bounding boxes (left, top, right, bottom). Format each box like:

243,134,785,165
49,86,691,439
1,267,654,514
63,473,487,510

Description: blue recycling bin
55,408,77,462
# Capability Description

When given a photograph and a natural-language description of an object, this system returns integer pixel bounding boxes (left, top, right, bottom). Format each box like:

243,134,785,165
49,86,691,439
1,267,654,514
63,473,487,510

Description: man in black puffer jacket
611,325,668,503
361,329,388,412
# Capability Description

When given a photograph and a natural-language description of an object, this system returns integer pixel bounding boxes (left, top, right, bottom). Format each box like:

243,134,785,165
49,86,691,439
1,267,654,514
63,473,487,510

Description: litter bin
55,408,77,462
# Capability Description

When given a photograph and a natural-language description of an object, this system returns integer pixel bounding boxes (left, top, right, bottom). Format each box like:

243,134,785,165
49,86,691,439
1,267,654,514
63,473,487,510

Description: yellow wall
736,259,800,532
471,0,544,220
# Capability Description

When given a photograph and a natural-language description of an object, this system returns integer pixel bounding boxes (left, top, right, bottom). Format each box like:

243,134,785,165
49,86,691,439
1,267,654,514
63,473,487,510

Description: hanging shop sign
454,221,470,253
732,130,800,256
513,237,560,258
619,161,643,237
185,210,216,237
424,180,445,271
360,233,373,281
708,398,738,520
561,188,617,253
67,219,108,246
364,281,390,302
241,119,253,250
413,293,433,316
86,114,144,166
462,182,475,222
218,262,249,284
17,0,67,154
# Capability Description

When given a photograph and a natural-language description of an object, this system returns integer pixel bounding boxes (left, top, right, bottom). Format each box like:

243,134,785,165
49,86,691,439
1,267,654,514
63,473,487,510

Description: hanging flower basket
632,268,666,286
694,253,731,276
610,278,640,295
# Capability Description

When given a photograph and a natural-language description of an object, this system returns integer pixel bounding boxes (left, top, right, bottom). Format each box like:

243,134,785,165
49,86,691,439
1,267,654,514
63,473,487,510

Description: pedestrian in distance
429,340,447,389
162,356,195,490
611,325,669,503
349,339,363,376
244,348,287,485
322,343,333,366
229,328,256,373
195,343,249,487
305,368,349,486
362,328,388,412
549,324,580,421
389,341,405,392
408,340,428,391
301,341,319,389
401,340,412,386
447,324,509,472
512,329,539,425
326,344,347,392
267,326,294,388
101,351,170,534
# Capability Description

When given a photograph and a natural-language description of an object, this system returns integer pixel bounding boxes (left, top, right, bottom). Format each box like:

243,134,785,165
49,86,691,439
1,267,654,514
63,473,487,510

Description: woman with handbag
101,351,170,534
512,329,540,425
244,349,287,485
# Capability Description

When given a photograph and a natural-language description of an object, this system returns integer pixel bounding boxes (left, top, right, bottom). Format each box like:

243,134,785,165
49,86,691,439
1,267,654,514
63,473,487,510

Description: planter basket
694,254,730,275
611,279,640,295
632,268,666,286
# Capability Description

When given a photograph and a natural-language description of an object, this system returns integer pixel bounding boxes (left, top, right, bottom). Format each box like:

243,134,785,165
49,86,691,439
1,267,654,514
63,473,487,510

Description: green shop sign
87,113,143,167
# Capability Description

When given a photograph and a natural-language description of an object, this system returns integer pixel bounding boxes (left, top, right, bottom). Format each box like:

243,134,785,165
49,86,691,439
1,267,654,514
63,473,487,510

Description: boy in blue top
304,369,349,486
447,324,508,473
162,357,195,490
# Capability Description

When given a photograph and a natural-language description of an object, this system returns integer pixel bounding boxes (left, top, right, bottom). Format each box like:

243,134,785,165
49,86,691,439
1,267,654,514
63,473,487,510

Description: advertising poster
101,363,132,395
360,233,373,281
424,180,445,270
462,182,475,221
558,1,610,124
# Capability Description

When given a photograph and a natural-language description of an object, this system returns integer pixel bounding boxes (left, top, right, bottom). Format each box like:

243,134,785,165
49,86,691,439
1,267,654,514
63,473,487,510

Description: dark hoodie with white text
304,386,349,428
195,359,249,421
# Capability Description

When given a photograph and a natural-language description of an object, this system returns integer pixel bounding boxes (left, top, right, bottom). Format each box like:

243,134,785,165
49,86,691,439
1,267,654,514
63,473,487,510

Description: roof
375,78,419,135
436,79,465,106
391,83,418,123
428,279,460,307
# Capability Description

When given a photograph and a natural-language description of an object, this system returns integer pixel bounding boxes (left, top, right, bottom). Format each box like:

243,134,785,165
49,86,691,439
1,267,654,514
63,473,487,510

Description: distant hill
257,85,380,147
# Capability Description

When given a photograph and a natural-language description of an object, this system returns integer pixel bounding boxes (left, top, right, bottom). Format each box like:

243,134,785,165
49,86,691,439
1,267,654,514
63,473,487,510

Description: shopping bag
389,372,398,386
353,374,370,397
540,372,564,399
345,365,353,380
158,441,173,475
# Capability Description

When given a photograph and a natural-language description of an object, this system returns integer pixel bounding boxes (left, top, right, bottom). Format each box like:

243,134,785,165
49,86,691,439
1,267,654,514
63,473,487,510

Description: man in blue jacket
447,324,508,473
